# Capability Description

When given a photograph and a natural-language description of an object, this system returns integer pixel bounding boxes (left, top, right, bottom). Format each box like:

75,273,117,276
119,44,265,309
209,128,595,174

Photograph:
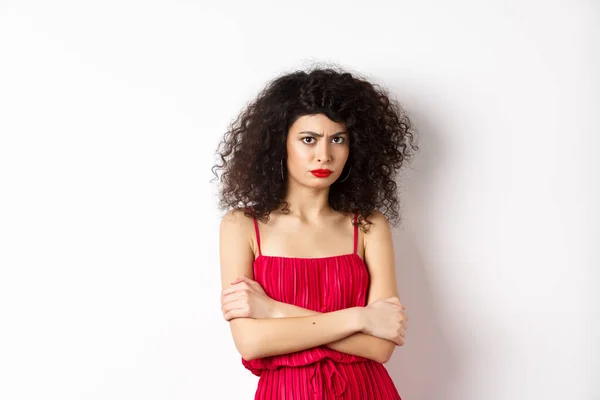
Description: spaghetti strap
251,209,262,256
353,212,358,255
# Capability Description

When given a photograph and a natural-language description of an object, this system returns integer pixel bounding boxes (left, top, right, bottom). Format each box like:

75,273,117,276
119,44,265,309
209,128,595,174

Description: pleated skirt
254,359,401,400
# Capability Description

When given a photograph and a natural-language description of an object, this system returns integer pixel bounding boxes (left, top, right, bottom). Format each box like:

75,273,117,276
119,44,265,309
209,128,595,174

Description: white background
0,1,597,399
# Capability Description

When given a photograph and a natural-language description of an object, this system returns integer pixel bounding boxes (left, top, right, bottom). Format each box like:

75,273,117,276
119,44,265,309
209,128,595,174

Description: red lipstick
311,169,332,178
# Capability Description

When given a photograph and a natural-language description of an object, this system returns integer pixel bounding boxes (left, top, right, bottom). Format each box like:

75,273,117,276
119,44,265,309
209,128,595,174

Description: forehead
289,113,347,133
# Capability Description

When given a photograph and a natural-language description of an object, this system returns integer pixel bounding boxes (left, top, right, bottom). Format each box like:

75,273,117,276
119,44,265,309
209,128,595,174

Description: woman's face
285,113,350,188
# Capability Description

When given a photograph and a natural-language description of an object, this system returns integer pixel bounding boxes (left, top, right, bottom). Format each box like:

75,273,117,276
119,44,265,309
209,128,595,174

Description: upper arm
363,211,400,305
219,208,255,286
219,208,256,358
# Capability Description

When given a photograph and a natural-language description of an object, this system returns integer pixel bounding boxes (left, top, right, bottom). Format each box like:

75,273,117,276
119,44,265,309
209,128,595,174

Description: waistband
309,358,348,400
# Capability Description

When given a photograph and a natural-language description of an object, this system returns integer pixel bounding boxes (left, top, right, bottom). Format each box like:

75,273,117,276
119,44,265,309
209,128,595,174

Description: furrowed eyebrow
297,131,348,137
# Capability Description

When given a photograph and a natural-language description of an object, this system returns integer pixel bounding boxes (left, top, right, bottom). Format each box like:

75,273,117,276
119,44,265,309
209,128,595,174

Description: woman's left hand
221,276,277,321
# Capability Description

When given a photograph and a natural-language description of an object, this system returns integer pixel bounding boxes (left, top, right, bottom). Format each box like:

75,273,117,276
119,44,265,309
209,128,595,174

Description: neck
280,179,333,221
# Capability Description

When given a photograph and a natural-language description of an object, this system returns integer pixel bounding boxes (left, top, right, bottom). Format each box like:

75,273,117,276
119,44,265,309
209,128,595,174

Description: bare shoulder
219,208,256,287
364,210,392,240
221,207,251,227
366,209,390,226
220,208,254,240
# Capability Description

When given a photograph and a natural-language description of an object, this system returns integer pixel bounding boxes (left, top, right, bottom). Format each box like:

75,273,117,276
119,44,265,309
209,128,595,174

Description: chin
307,179,334,189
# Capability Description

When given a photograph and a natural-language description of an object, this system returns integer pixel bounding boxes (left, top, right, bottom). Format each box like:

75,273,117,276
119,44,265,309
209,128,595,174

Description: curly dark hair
211,64,419,231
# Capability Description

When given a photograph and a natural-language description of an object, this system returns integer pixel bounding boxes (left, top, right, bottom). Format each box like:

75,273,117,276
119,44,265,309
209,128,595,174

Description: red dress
242,212,402,400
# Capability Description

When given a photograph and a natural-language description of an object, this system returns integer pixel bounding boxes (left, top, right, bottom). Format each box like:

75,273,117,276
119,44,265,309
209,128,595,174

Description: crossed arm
270,300,397,363
219,209,402,363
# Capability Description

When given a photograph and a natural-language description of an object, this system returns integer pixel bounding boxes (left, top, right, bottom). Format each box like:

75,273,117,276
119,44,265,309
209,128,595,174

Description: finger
235,276,259,286
394,299,406,309
386,300,403,308
222,281,249,296
223,290,248,306
222,299,245,317
221,302,233,316
224,308,250,321
222,298,242,312
396,331,406,345
401,311,409,322
230,276,247,285
222,292,244,306
386,297,401,305
222,285,241,296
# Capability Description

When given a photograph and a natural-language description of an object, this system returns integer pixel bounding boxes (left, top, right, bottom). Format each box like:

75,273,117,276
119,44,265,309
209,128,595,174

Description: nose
316,140,331,163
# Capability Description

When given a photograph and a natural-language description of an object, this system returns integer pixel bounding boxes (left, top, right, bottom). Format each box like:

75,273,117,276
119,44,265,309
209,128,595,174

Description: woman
212,66,418,399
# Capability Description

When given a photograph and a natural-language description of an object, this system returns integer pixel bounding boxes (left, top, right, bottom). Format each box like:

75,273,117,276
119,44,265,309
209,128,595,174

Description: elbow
240,349,257,361
234,329,264,361
240,344,261,361
378,342,396,364
235,335,260,361
379,352,391,364
229,318,258,361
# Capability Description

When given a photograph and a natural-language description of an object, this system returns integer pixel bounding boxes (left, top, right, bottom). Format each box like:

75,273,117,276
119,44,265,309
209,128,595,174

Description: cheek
336,146,350,162
287,141,310,162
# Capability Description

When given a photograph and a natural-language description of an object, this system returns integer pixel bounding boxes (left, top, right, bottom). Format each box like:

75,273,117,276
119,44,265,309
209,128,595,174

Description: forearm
272,302,395,363
241,307,363,360
326,331,395,363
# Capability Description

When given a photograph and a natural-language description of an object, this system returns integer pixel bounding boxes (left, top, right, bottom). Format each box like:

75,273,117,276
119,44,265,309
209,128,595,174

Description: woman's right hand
360,297,408,346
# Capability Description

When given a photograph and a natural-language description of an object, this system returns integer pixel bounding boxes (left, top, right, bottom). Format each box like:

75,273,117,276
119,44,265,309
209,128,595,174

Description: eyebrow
297,131,349,137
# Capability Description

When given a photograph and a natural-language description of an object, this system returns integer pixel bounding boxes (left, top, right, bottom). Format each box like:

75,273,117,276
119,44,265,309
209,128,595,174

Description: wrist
353,306,366,333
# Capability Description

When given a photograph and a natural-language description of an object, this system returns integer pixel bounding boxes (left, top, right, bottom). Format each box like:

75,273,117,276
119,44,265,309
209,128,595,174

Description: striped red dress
242,212,402,399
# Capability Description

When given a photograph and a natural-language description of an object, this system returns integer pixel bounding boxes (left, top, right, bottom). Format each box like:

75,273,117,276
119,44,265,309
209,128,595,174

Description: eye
301,137,315,144
332,137,346,144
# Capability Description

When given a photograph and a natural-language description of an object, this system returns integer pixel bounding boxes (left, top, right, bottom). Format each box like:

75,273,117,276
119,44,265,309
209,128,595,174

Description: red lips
311,169,332,178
